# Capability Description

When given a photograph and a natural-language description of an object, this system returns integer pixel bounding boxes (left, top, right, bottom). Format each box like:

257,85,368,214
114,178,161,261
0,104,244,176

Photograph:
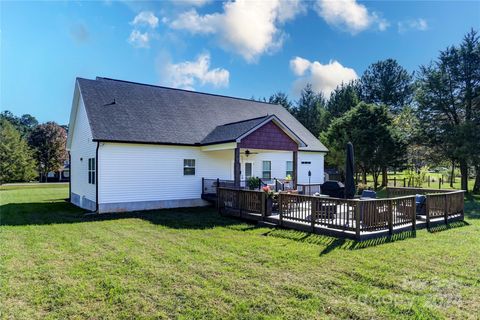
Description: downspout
68,151,71,202
95,142,99,213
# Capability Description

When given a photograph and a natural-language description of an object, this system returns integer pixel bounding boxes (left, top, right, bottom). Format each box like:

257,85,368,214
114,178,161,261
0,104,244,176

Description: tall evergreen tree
416,29,480,192
327,81,360,120
359,59,414,114
359,59,414,185
29,122,67,182
293,84,327,137
0,119,37,183
268,92,294,113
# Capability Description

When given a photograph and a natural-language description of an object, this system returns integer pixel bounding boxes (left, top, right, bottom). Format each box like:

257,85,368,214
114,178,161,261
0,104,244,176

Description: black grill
321,180,345,198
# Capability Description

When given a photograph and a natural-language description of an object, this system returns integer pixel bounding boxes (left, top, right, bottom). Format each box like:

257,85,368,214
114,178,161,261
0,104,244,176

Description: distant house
46,160,70,182
66,77,328,212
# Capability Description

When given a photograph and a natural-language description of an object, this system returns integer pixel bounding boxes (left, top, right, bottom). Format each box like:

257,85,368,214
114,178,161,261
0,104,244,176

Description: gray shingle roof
201,116,268,145
76,77,328,152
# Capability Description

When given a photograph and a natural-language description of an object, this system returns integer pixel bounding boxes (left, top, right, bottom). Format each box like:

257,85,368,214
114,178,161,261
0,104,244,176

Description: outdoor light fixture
245,150,250,157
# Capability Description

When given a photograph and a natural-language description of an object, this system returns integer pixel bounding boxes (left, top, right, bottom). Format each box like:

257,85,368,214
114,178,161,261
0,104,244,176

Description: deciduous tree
323,103,406,189
29,122,67,182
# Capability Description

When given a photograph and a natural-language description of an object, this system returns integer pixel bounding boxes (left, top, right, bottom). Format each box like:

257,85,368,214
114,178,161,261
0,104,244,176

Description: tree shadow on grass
464,193,480,219
427,220,470,233
0,201,244,230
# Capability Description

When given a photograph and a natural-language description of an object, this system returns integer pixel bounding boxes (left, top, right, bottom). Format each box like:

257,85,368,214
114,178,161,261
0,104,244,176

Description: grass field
1,184,479,319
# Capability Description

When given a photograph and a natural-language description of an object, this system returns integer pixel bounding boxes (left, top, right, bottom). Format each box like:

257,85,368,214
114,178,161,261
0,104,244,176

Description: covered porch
200,114,310,200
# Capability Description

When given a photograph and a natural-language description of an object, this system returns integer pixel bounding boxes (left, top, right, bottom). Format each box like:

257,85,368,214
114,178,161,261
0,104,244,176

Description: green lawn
1,185,479,319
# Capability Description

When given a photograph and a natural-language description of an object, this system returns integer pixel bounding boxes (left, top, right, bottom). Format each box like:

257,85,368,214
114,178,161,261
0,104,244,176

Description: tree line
259,29,480,193
0,111,67,184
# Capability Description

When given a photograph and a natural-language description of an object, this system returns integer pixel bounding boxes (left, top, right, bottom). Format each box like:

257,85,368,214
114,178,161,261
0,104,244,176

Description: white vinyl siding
297,152,325,184
96,143,324,208
98,144,233,204
69,96,97,208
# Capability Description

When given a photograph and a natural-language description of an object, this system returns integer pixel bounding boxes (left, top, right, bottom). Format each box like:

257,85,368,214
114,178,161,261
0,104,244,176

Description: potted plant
247,176,261,190
262,186,274,216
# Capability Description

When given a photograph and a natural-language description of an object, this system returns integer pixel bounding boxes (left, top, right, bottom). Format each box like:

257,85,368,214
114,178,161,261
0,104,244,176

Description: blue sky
1,0,479,124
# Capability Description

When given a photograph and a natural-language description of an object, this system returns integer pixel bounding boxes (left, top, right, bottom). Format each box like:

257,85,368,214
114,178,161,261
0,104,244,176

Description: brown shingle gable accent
238,121,298,151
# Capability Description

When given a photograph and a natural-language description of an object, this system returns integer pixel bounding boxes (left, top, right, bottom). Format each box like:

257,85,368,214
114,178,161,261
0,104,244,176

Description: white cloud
169,9,217,34
169,0,305,62
314,0,388,34
161,53,229,90
128,30,150,48
290,56,358,98
131,11,159,28
290,56,311,76
398,18,428,34
128,11,159,48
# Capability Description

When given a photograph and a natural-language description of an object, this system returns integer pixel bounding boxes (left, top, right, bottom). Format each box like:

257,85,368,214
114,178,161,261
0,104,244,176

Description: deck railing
278,193,416,234
386,187,452,198
217,188,266,217
217,187,464,240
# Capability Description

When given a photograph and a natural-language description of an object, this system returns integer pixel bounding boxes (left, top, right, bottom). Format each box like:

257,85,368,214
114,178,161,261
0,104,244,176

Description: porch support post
234,147,241,188
292,150,298,189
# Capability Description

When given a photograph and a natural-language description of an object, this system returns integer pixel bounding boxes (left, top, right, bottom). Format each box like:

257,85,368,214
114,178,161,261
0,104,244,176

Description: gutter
95,142,99,213
68,151,71,202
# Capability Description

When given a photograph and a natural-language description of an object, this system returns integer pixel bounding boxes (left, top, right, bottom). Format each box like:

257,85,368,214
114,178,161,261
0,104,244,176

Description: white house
67,77,328,213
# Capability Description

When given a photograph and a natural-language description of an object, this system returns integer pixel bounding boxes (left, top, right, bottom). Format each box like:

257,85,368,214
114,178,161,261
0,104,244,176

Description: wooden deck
216,187,465,240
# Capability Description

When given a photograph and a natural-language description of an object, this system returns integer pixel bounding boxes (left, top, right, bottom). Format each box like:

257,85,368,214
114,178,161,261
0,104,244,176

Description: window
184,159,195,175
286,161,293,178
88,158,96,184
262,161,271,179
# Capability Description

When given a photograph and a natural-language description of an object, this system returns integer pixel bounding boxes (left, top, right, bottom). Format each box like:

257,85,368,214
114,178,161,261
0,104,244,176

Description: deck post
311,198,316,232
444,194,448,225
426,197,430,229
239,190,243,218
217,188,221,215
292,151,298,190
388,200,393,235
411,196,416,231
234,147,241,188
355,202,361,240
261,192,266,220
279,194,283,226
460,192,465,221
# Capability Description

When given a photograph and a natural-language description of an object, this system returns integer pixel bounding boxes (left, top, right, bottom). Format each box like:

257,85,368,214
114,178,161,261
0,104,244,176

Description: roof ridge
93,77,281,107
